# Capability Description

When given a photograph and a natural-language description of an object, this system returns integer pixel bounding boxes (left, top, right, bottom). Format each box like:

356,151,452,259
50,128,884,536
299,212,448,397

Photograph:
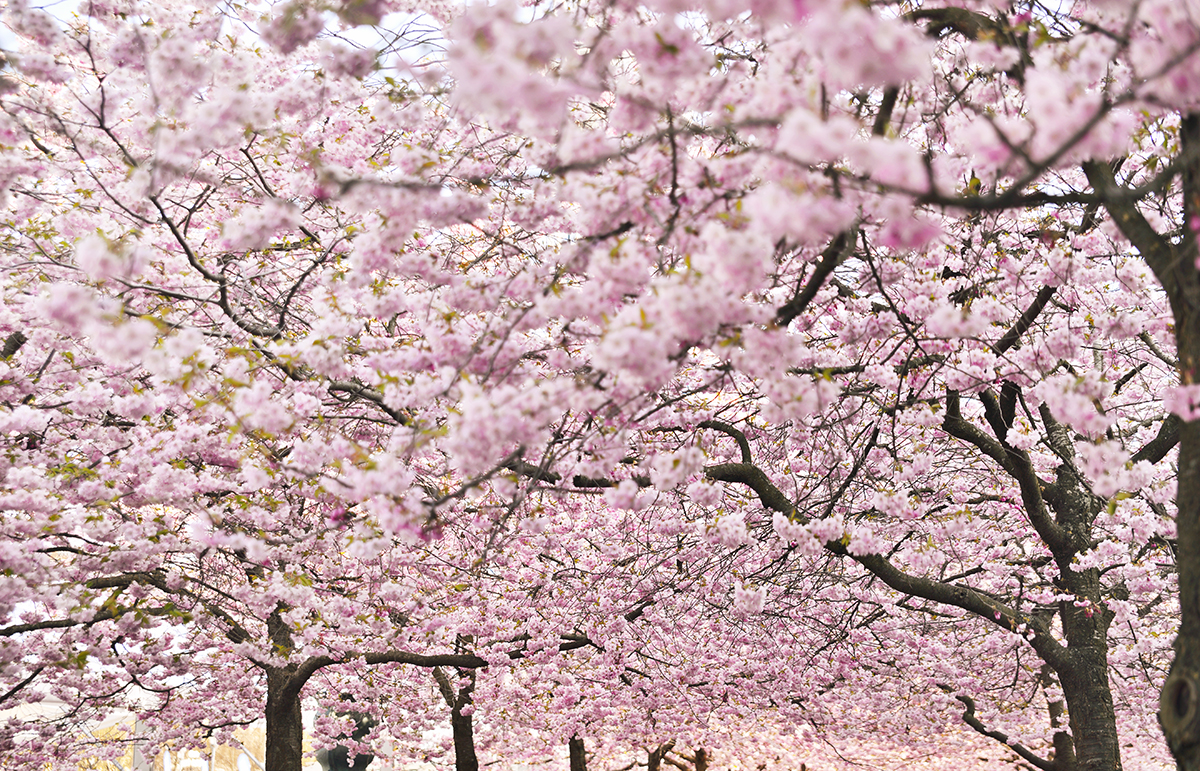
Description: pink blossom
1165,384,1200,422
733,584,767,614
259,2,326,54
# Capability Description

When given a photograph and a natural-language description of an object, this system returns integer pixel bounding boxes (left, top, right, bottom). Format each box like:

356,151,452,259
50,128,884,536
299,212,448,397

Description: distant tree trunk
323,705,377,771
648,742,674,771
434,667,478,771
1039,667,1075,771
694,748,708,771
569,735,587,771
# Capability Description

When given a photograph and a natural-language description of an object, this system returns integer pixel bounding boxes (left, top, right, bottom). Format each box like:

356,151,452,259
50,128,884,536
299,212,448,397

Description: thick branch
1132,413,1182,465
707,457,1069,669
287,650,489,700
699,419,751,463
707,431,1070,668
1082,160,1180,299
0,615,108,637
704,462,794,515
854,552,1068,670
871,87,899,137
88,570,253,646
907,8,1012,41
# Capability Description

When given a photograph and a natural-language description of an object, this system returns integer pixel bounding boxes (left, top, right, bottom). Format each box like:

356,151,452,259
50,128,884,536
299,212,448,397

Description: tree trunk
1159,110,1200,771
1059,646,1122,771
450,707,478,771
648,742,674,771
1049,561,1122,771
694,748,708,771
1040,667,1075,771
265,666,304,771
1163,339,1200,769
569,735,587,771
433,666,478,771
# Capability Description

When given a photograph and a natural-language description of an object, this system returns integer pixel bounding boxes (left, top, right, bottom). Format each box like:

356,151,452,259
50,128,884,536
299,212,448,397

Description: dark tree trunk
263,603,306,771
648,742,674,771
450,706,478,771
1154,112,1200,771
1058,641,1122,770
569,734,587,771
433,666,478,771
1163,328,1200,770
1050,559,1122,771
264,666,304,771
1079,112,1200,769
694,748,708,771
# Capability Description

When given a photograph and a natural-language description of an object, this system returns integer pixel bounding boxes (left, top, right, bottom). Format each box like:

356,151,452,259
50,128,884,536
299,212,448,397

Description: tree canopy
0,1,1197,770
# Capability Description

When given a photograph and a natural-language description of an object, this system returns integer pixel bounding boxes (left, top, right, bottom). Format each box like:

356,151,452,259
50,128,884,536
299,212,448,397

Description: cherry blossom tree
2,0,1200,770
436,1,1191,768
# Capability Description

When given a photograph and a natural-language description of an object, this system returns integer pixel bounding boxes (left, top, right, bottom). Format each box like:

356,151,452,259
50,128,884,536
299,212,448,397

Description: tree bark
705,397,1130,769
1163,330,1200,770
1083,110,1200,770
264,604,305,771
648,742,674,771
450,708,478,771
433,667,478,771
252,602,491,771
1055,563,1121,770
1148,111,1200,771
1058,644,1122,771
264,666,304,771
569,734,588,771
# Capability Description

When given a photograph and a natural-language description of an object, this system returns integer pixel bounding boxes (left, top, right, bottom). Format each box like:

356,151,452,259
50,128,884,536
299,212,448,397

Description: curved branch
287,650,490,701
704,462,794,515
943,391,1071,556
953,693,1056,771
906,8,1013,41
88,570,253,646
327,380,411,425
699,419,751,463
0,666,44,705
707,455,1069,671
1083,160,1180,299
